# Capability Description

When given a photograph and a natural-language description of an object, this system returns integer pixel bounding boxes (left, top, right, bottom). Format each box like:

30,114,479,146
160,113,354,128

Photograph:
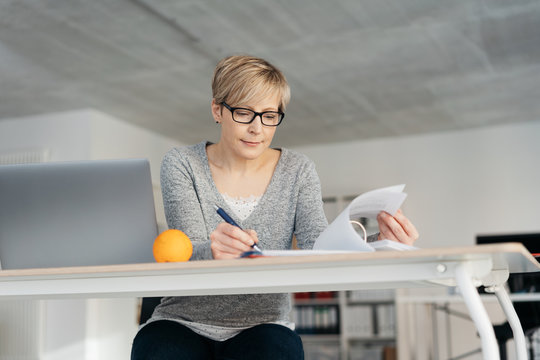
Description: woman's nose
248,115,263,133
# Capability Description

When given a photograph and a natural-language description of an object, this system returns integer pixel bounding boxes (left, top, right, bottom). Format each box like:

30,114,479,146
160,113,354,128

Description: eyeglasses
221,102,285,127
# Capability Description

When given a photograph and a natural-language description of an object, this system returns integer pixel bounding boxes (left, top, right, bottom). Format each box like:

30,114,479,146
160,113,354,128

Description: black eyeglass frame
221,102,285,127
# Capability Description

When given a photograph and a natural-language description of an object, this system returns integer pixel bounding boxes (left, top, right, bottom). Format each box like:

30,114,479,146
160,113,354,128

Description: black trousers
131,320,304,360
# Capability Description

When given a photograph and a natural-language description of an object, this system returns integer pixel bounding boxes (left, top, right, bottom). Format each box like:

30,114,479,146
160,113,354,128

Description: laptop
0,159,158,269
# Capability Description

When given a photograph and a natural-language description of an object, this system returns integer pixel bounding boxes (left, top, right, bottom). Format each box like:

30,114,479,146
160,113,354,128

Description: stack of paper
313,184,414,252
243,185,416,257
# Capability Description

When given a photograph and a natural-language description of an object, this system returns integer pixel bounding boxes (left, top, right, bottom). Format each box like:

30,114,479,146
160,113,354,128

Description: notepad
242,185,417,258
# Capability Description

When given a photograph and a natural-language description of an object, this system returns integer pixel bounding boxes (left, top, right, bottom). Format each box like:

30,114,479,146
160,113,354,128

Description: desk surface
1,243,539,299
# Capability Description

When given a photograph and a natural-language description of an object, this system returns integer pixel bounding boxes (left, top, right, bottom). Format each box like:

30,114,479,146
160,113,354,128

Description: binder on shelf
376,304,396,338
343,305,373,338
292,303,340,335
294,291,338,301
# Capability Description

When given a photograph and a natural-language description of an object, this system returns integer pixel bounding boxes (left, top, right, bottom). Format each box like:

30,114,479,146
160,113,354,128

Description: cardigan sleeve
160,148,213,260
293,159,328,249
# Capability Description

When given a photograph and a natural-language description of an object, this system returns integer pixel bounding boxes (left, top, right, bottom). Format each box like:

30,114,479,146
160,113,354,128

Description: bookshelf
293,292,340,336
292,290,397,360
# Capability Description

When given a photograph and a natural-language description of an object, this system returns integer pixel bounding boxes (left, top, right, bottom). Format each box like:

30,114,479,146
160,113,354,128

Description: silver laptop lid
0,159,158,269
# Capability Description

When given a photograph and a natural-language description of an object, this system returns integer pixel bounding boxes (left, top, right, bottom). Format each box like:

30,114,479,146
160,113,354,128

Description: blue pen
213,205,263,253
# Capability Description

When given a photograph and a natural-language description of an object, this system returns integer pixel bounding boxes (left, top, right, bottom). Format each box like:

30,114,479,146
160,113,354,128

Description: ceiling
1,0,539,148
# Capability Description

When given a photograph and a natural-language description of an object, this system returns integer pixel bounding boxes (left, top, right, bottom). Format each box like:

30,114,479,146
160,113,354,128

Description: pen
213,205,263,252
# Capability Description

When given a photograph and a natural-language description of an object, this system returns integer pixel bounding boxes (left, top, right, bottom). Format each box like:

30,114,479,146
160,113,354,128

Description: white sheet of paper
259,249,356,256
243,185,415,258
369,239,417,251
349,184,407,219
313,184,407,251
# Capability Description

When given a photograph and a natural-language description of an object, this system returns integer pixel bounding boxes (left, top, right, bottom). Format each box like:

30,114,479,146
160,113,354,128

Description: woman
131,55,418,359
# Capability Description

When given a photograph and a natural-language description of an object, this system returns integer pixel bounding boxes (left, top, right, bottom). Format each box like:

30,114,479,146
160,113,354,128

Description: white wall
0,108,181,181
0,109,183,360
293,121,540,248
0,110,93,161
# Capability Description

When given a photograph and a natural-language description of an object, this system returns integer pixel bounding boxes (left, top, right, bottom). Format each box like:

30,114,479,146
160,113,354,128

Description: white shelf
300,334,341,342
347,336,395,342
295,298,340,306
347,299,395,305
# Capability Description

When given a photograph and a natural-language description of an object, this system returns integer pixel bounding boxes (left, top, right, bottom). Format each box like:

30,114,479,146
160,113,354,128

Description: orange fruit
153,229,193,262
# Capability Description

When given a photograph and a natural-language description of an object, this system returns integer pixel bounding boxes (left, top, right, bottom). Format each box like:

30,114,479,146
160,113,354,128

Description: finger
392,210,419,240
210,227,240,249
210,231,239,255
377,215,397,242
211,226,253,256
377,212,410,244
210,235,249,259
246,229,259,245
210,245,241,260
213,242,254,259
219,223,258,248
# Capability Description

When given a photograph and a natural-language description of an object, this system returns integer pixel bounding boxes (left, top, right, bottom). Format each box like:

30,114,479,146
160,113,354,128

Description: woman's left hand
376,209,419,245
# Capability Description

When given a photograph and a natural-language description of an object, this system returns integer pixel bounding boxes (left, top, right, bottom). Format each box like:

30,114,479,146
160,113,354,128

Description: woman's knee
131,320,211,360
223,324,304,360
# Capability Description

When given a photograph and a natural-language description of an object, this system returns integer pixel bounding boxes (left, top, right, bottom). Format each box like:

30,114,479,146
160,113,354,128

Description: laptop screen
0,159,158,269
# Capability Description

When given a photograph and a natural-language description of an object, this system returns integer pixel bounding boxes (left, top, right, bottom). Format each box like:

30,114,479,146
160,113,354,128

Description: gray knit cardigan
150,141,328,327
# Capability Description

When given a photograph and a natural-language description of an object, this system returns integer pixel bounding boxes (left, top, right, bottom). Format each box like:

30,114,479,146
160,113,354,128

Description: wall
0,109,183,360
0,109,93,161
293,121,540,249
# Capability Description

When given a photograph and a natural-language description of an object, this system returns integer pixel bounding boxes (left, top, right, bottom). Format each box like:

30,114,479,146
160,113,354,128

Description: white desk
1,243,539,360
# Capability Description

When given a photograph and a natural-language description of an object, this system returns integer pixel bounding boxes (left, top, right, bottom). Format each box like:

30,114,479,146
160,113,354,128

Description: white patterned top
221,193,261,221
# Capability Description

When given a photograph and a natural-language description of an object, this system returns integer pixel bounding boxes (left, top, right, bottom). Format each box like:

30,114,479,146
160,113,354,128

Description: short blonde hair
212,55,291,111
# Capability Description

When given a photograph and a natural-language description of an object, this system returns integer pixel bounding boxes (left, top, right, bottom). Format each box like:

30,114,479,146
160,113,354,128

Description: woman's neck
208,142,273,175
206,142,280,198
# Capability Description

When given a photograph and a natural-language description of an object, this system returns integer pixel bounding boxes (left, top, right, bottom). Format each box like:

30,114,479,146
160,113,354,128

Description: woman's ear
211,99,222,124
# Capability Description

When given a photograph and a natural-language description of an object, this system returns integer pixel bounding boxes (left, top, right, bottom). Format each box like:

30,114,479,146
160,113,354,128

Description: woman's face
212,95,280,161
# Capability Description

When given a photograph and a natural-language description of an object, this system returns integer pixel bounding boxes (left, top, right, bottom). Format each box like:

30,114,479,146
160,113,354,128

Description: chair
139,297,162,325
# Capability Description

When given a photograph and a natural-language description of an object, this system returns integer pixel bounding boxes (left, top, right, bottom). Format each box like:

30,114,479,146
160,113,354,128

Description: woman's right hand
210,223,259,259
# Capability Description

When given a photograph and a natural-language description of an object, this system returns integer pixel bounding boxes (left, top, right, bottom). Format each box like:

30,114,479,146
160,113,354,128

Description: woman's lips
242,140,261,146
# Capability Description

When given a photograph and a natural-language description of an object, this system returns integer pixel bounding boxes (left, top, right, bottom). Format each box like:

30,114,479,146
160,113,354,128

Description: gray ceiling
1,0,539,147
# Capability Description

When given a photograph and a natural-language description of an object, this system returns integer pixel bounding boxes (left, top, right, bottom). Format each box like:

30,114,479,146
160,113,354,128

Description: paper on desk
242,185,411,258
256,242,414,257
313,185,408,252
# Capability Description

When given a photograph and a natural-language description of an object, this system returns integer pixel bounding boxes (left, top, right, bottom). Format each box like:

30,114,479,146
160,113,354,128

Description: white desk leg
455,264,500,360
490,285,528,360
